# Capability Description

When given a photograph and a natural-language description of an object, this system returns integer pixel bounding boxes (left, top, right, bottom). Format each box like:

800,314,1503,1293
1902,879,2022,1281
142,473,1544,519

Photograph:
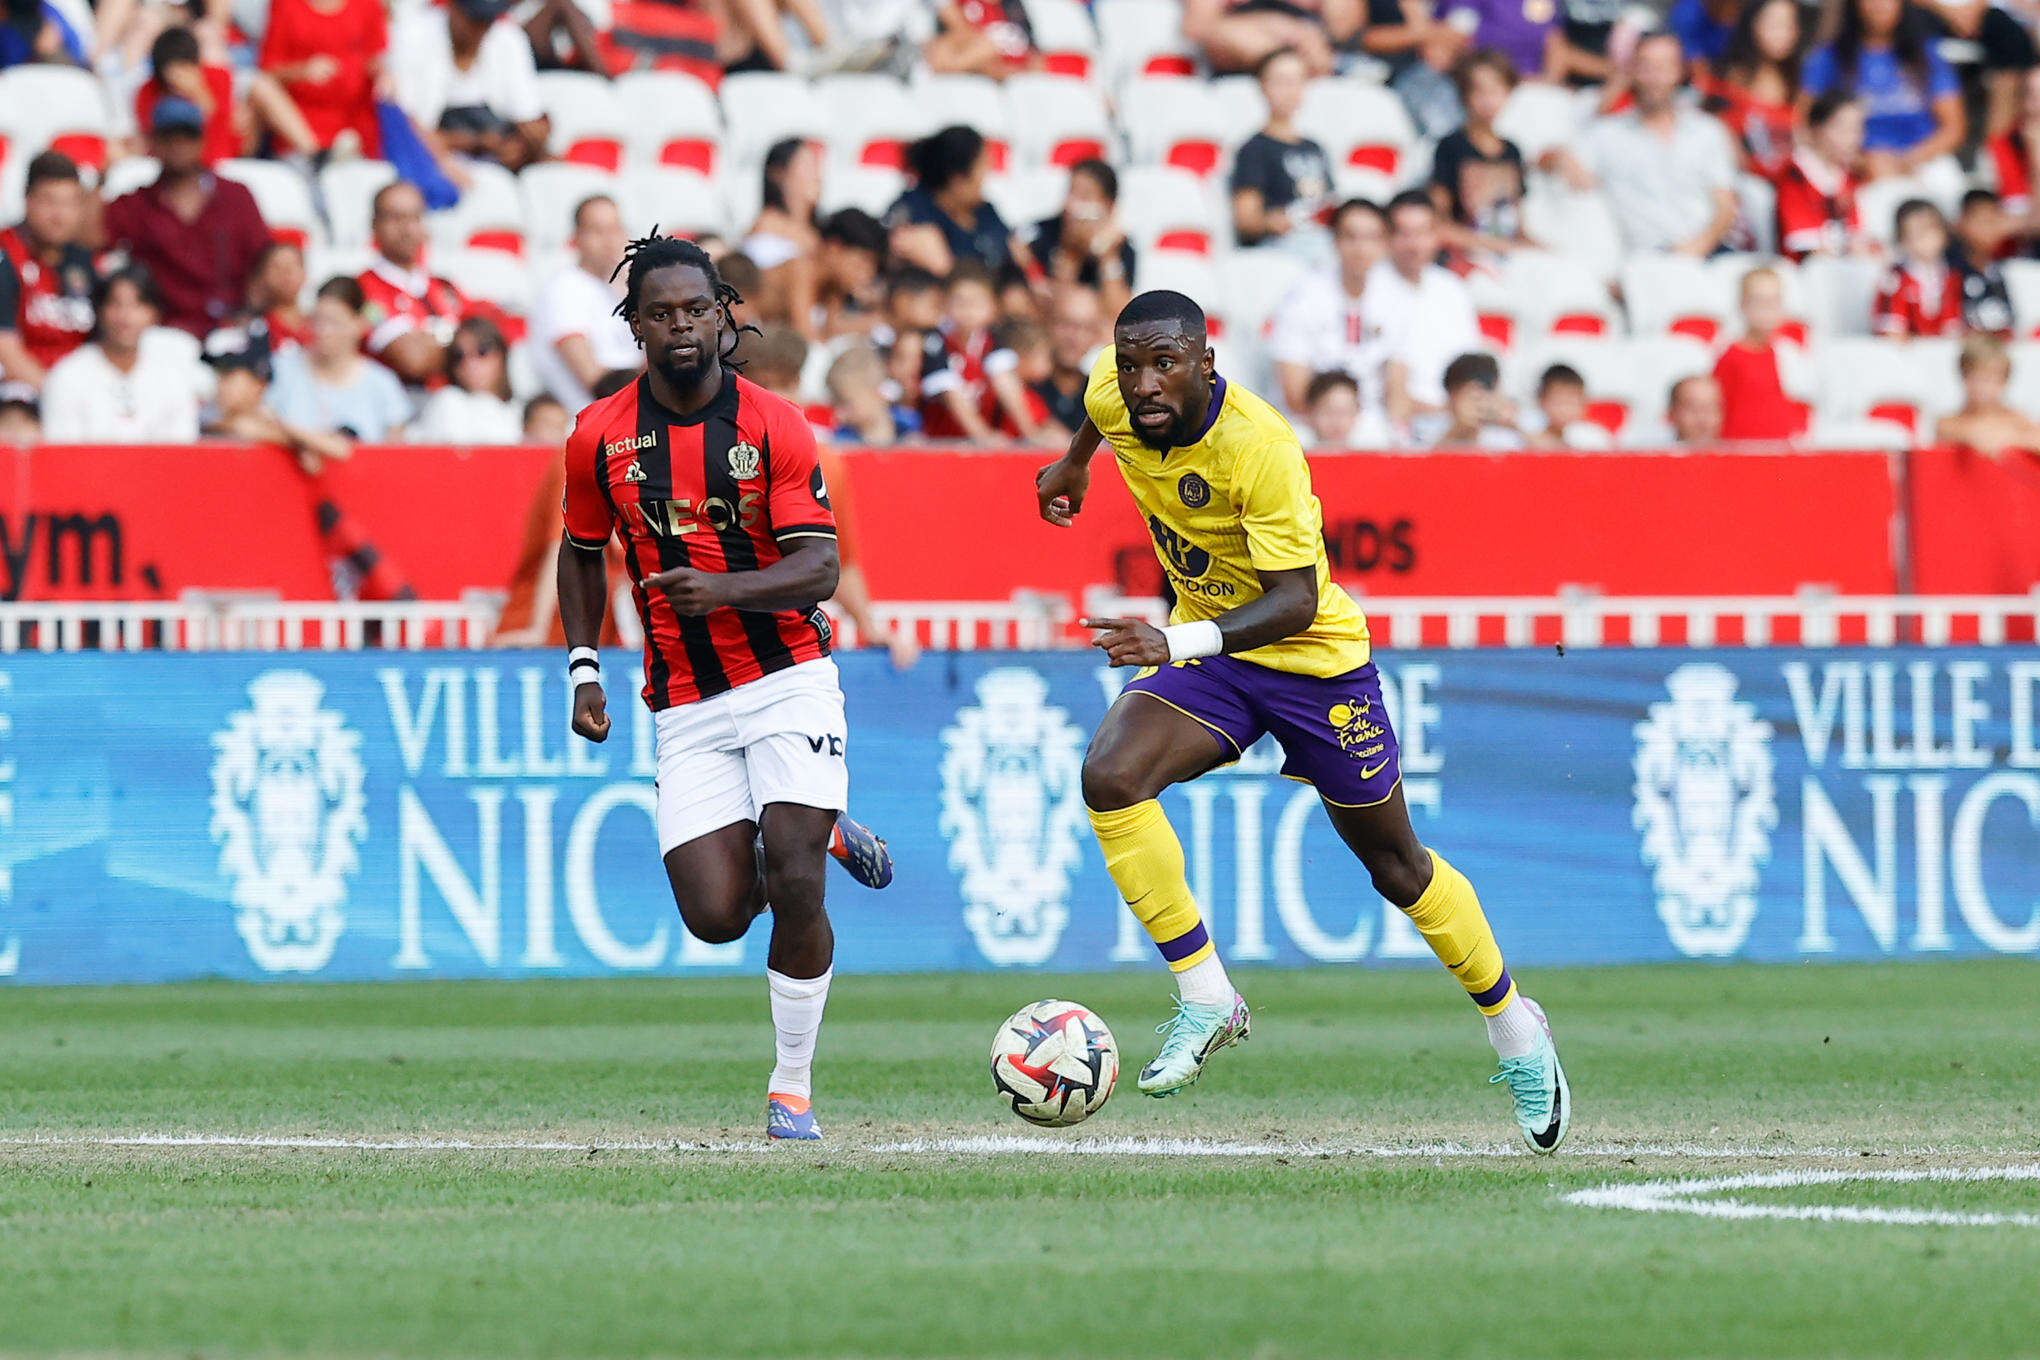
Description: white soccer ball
989,999,1119,1127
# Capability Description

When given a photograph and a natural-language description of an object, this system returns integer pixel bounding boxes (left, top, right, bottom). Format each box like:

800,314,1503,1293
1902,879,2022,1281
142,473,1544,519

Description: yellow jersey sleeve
1083,345,1127,435
1229,434,1322,573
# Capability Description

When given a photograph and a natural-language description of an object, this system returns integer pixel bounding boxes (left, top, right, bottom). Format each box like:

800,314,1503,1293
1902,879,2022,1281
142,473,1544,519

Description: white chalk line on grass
1566,1163,2040,1228
0,1132,2008,1161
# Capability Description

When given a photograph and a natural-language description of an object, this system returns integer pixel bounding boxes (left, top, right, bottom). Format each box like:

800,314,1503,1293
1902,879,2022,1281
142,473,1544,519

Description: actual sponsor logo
939,669,1086,966
728,441,763,481
209,671,367,972
1633,663,1778,957
605,433,657,460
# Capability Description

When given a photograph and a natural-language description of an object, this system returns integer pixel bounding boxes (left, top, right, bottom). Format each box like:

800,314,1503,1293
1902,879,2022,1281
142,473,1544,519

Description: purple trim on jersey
1157,920,1211,963
1188,375,1227,444
1472,969,1514,1010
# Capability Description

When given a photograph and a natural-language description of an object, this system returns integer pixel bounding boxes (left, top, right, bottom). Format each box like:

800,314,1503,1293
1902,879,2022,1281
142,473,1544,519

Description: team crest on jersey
209,672,366,973
727,441,763,480
1633,663,1777,957
1177,472,1211,508
623,460,648,483
940,669,1086,966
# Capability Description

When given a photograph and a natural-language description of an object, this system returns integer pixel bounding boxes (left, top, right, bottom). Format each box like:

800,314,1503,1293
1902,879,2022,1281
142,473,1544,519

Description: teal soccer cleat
1490,997,1569,1154
1136,991,1251,1097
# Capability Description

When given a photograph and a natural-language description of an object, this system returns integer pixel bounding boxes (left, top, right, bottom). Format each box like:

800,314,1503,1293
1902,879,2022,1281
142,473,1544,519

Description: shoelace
1150,997,1223,1064
1489,1054,1552,1122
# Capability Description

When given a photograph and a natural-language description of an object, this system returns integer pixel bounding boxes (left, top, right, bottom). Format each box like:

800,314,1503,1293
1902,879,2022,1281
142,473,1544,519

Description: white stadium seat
2002,259,2040,337
1217,248,1309,341
1141,251,1222,328
1297,79,1418,183
435,247,536,318
985,167,1070,231
1119,165,1221,259
1791,254,1881,339
1028,0,1100,79
217,158,325,250
0,64,114,173
2007,340,2040,410
319,159,399,250
817,75,937,172
99,155,162,200
1622,254,1735,343
615,71,723,174
1521,177,1624,276
536,70,632,172
912,74,1012,169
819,166,905,218
1001,75,1112,170
1804,414,1914,450
1095,0,1199,86
1207,75,1267,139
1505,252,1620,339
717,72,830,169
1494,83,1585,163
513,161,613,253
432,161,529,257
1816,336,1963,429
614,166,727,238
1120,77,1238,179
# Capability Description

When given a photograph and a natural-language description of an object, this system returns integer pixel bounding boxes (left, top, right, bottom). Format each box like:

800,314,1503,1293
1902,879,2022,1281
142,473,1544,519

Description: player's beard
1130,404,1195,451
652,345,715,391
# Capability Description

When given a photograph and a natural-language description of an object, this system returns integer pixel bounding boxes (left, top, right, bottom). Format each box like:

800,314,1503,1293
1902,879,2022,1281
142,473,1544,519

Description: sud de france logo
939,668,1086,966
209,672,367,972
1633,663,1778,957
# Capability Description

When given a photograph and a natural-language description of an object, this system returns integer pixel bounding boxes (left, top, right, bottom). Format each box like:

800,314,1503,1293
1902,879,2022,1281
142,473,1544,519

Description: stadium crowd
6,0,2040,453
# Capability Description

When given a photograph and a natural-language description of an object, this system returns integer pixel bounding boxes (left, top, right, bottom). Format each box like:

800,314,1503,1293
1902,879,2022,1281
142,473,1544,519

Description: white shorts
652,657,849,855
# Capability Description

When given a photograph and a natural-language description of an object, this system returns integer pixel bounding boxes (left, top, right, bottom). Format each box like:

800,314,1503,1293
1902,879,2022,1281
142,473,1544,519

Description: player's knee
674,899,752,944
761,850,827,918
1081,752,1155,812
1366,842,1433,909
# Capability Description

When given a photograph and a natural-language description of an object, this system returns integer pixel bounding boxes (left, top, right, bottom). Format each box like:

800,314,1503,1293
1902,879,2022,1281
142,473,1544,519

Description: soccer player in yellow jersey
1033,290,1570,1152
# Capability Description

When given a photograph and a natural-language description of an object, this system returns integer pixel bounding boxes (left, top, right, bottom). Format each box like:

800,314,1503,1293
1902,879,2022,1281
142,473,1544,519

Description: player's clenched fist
641,565,729,615
1035,457,1090,527
571,680,610,743
1084,616,1170,667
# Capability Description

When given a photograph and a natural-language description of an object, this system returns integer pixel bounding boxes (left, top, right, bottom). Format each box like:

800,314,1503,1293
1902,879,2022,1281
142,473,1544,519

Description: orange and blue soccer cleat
766,1093,821,1140
829,811,894,889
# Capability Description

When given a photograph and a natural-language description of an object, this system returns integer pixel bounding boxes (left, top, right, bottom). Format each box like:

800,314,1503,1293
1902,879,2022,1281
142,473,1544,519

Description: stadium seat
1509,335,1711,436
912,74,1012,170
1118,165,1220,258
435,161,529,256
819,166,904,218
1028,0,1099,79
1735,171,1778,256
1094,0,1199,87
1330,165,1398,205
985,167,1070,229
1296,79,1417,183
1816,335,1963,427
1621,254,1733,343
99,155,161,201
2007,340,2040,411
1855,173,1925,247
718,72,830,169
2003,259,2040,336
519,162,621,252
615,71,723,173
318,159,398,250
1217,248,1310,342
1120,77,1237,179
1208,75,1267,140
1001,75,1112,169
1520,177,1624,276
1494,82,1585,163
536,70,632,172
1506,252,1619,339
614,166,728,238
817,75,936,171
301,244,370,291
0,64,114,174
1804,413,1914,450
217,159,325,250
434,248,536,339
1143,251,1224,332
1792,254,1881,339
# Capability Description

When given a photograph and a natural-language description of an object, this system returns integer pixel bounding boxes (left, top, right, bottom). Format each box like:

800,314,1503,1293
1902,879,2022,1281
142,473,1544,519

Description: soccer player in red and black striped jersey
558,234,892,1142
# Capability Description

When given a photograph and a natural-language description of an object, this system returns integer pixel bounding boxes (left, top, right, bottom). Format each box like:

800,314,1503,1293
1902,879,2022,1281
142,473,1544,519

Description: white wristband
569,656,601,687
1161,619,1224,661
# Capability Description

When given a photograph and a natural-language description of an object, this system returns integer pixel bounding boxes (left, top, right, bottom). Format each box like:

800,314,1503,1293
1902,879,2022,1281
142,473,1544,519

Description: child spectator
1801,0,1963,181
816,209,889,340
1713,266,1810,441
267,277,411,441
991,316,1056,439
1301,369,1361,447
1774,94,1871,261
1875,199,1964,336
1230,47,1335,254
918,261,1040,441
246,241,313,351
1985,66,2040,232
1527,362,1612,448
259,0,388,157
137,25,321,167
883,331,927,437
41,266,212,444
1432,351,1521,448
1700,0,1805,175
1934,333,2040,456
523,394,568,445
826,342,896,444
202,341,354,466
882,266,944,338
1430,50,1531,258
1951,189,2015,337
411,316,521,443
1666,373,1726,444
0,151,95,390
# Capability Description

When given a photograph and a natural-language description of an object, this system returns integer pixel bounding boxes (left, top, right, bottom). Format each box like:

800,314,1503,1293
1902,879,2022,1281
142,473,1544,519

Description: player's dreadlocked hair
611,231,759,367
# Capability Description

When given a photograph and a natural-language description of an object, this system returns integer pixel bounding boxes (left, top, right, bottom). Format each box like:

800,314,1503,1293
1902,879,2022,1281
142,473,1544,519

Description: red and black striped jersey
563,371,838,709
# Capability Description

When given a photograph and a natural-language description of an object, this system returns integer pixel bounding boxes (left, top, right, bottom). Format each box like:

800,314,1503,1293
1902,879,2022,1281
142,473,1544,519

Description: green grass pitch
4,960,2038,1359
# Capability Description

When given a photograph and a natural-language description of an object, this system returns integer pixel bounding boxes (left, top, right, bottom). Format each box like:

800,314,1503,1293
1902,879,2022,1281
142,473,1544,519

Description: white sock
1175,952,1235,1008
1484,993,1543,1060
766,967,832,1100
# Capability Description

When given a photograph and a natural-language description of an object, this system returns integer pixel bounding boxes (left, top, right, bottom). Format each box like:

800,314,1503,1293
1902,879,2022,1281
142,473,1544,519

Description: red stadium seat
49,131,108,173
466,228,525,258
1144,54,1196,76
1585,399,1628,434
1868,401,1918,435
562,139,625,172
1551,313,1608,337
658,138,716,172
1165,140,1222,177
1479,313,1515,350
1041,52,1093,78
1155,228,1210,256
1669,315,1721,345
1346,144,1400,177
1050,137,1108,167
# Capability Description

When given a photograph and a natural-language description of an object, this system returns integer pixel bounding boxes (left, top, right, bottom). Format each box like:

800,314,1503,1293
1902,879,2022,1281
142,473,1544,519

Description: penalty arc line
1565,1163,2040,1228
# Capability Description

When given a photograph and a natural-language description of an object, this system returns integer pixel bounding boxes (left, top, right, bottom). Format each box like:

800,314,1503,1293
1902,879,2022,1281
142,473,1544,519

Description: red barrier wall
0,443,1904,602
1907,446,2040,594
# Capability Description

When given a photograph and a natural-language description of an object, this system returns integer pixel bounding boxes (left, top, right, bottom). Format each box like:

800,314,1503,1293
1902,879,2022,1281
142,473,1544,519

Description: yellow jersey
1085,346,1371,677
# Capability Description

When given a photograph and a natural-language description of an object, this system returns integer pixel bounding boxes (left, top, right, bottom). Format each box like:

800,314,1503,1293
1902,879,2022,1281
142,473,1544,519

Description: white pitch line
1566,1164,2040,1228
0,1132,2006,1160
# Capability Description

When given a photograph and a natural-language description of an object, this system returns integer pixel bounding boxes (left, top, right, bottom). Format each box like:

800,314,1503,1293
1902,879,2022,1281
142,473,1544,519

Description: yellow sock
1087,801,1215,971
1402,850,1517,1015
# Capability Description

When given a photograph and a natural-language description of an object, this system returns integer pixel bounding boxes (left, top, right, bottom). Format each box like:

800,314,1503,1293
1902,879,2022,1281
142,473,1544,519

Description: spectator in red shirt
259,0,387,157
355,181,469,386
1700,0,1805,176
102,99,272,338
1986,66,2040,239
1875,198,1965,336
1774,92,1874,261
0,151,95,390
1713,265,1810,441
136,25,321,167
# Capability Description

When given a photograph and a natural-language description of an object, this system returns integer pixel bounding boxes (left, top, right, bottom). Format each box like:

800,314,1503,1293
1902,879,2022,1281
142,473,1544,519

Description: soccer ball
989,999,1119,1127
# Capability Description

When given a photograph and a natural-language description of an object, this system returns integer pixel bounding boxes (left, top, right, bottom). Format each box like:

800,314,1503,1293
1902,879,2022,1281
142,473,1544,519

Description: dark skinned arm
558,536,612,743
1086,565,1319,667
641,539,841,617
1034,417,1103,525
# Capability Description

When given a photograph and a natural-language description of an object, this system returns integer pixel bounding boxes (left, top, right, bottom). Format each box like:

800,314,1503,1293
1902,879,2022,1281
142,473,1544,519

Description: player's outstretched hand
1084,617,1170,668
572,681,610,743
1036,457,1090,527
641,566,727,616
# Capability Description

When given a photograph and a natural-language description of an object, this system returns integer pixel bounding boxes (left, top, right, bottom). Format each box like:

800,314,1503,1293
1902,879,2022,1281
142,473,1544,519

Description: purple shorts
1123,655,1401,807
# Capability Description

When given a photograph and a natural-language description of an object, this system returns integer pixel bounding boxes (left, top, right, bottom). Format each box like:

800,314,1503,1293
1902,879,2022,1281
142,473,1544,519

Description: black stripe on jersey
637,396,731,703
702,418,797,677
